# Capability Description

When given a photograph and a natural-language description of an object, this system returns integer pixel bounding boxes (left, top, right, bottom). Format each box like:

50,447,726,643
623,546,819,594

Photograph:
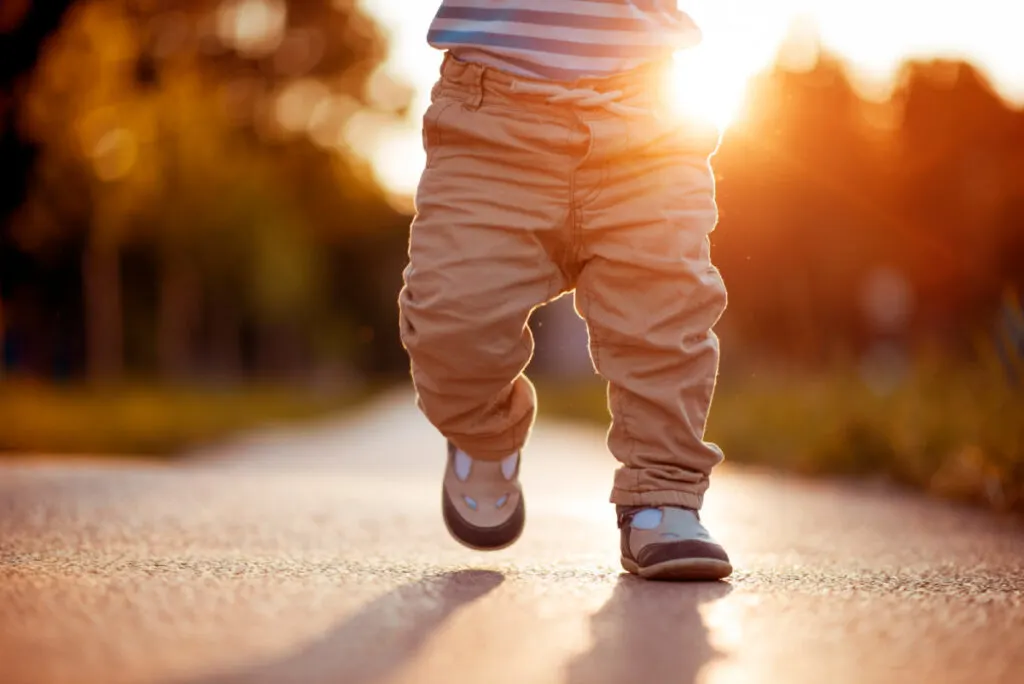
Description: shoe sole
621,556,733,581
442,514,522,552
441,491,525,552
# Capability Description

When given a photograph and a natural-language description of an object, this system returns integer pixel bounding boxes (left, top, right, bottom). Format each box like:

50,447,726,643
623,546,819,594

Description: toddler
398,0,732,581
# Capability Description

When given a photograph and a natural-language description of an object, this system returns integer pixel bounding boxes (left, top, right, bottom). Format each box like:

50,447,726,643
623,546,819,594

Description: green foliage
538,357,1024,513
249,209,323,320
0,381,378,455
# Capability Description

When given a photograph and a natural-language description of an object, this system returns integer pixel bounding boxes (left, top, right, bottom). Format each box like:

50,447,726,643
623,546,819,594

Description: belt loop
466,61,485,111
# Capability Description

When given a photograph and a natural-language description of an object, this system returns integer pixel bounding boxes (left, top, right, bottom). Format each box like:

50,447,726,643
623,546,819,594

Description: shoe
618,505,732,581
442,441,525,551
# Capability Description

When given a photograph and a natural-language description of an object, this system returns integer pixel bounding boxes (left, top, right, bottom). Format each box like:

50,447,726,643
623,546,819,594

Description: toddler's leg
576,124,727,511
398,92,570,463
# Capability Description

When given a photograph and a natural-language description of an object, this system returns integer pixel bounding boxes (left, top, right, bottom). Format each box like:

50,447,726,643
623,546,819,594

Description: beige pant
399,55,727,510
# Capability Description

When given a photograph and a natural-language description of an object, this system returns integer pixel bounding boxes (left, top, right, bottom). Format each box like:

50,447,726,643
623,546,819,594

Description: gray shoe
619,506,732,581
442,442,525,551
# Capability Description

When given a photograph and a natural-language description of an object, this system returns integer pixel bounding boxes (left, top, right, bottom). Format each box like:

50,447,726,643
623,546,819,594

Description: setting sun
667,44,755,131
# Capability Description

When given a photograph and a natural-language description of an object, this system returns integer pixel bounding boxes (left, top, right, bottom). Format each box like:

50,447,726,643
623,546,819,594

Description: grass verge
537,358,1024,514
0,380,380,457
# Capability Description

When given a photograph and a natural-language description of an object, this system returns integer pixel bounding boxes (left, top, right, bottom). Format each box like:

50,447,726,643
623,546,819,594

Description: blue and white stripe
428,1,702,82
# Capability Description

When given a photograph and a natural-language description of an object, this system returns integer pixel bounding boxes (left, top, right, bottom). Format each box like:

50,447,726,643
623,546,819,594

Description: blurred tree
14,0,148,380
894,60,1024,341
716,38,888,364
13,0,402,384
713,32,1023,368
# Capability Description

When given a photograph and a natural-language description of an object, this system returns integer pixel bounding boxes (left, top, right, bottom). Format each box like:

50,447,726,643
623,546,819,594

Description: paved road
2,391,1023,684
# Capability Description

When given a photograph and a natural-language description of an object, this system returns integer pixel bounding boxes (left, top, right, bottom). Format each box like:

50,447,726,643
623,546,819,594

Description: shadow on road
563,576,732,684
180,569,504,684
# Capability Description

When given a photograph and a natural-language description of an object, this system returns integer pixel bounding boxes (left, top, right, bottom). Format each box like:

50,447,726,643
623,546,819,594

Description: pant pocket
421,96,461,170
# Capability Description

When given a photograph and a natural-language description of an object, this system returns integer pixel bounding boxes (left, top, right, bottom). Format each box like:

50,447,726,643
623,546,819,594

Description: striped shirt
427,1,702,82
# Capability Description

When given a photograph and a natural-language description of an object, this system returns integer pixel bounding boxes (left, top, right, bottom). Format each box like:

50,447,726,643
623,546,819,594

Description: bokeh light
217,0,287,58
274,78,330,134
90,128,138,182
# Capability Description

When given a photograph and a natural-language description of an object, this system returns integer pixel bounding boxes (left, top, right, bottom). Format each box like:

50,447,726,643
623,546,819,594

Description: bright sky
357,0,1024,203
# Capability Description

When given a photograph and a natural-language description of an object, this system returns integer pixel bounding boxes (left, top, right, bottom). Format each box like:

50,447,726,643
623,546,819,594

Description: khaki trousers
398,55,727,510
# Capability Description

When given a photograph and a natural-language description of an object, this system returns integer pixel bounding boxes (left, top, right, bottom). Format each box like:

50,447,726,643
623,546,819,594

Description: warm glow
308,95,360,149
91,128,138,182
664,6,823,131
359,0,1024,199
370,125,425,201
667,45,756,130
274,78,330,134
217,0,287,58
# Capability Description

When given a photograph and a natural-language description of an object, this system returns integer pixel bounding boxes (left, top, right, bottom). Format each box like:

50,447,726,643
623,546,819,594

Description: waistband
435,52,670,115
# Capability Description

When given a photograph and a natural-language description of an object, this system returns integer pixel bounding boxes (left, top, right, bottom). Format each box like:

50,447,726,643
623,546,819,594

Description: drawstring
510,80,648,116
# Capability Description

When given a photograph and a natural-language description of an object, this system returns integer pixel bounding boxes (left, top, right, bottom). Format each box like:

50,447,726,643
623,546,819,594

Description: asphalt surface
2,390,1023,684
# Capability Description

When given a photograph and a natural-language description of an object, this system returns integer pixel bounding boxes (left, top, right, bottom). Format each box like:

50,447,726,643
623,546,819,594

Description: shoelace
510,80,648,116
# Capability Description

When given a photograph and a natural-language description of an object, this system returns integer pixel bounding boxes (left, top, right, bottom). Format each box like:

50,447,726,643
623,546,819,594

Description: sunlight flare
667,44,754,131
